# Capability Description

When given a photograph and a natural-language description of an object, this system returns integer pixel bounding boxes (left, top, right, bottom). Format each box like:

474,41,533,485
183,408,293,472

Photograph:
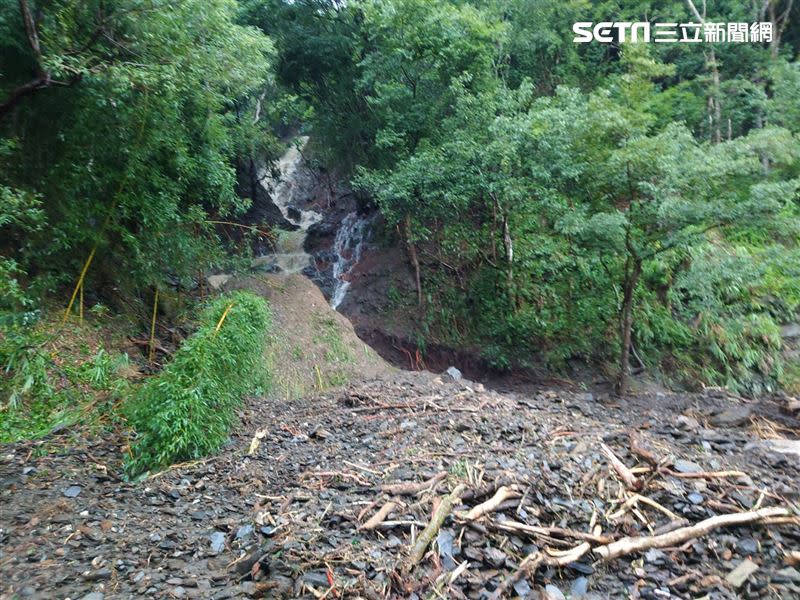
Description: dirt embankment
229,274,392,400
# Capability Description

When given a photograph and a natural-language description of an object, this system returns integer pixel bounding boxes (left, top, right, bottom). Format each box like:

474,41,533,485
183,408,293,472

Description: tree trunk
708,49,722,144
502,213,514,305
403,214,422,307
617,259,642,395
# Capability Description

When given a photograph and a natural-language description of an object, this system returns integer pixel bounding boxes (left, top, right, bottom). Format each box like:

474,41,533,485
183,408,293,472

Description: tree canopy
2,0,799,395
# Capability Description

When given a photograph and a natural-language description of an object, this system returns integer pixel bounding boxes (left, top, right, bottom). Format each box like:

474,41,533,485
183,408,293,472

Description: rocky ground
2,371,799,600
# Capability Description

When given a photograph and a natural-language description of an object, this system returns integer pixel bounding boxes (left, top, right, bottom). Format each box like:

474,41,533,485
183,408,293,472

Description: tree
1,0,276,293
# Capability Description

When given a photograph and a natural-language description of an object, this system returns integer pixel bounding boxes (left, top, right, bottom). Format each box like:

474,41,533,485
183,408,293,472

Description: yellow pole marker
315,364,323,391
213,303,235,338
79,280,84,324
149,288,159,364
63,246,97,324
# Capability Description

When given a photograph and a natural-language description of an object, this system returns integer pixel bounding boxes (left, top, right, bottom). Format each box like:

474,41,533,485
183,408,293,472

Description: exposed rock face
236,158,296,244
206,274,232,290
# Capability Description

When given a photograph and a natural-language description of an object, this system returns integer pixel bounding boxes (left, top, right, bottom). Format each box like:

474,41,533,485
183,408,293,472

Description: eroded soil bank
2,372,798,599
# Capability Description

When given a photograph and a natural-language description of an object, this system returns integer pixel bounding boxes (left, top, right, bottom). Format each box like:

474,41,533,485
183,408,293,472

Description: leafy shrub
125,291,271,475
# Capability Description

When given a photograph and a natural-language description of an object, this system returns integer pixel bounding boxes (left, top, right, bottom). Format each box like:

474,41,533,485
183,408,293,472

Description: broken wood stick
408,484,466,566
359,501,399,530
462,486,520,521
489,542,591,600
600,443,640,490
381,472,447,496
488,519,614,544
628,432,659,466
609,493,679,522
426,560,469,600
594,507,795,561
666,469,747,480
488,552,542,600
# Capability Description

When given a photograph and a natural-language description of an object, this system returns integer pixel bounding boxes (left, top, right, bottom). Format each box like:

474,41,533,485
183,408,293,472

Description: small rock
513,578,532,598
235,525,254,540
172,587,186,598
676,415,700,430
301,571,331,588
543,584,566,600
437,530,456,571
64,485,82,498
774,567,800,583
209,531,226,554
83,568,111,581
309,426,332,440
687,492,704,505
673,459,703,474
445,366,462,381
726,558,759,588
571,577,589,597
80,594,104,600
206,274,231,290
763,439,800,461
738,538,759,555
780,323,800,338
569,562,594,575
645,549,666,564
710,405,752,427
484,546,506,568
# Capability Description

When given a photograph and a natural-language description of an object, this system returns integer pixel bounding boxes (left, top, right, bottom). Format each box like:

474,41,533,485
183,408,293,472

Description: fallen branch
600,443,640,490
594,507,795,561
381,472,447,496
628,432,659,466
489,543,591,600
426,560,469,600
462,486,520,521
350,403,416,413
408,484,466,566
610,493,679,522
666,469,747,480
359,501,399,530
488,552,542,600
488,519,614,544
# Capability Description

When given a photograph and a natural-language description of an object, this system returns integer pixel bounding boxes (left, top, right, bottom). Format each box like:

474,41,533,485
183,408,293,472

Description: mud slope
231,274,392,399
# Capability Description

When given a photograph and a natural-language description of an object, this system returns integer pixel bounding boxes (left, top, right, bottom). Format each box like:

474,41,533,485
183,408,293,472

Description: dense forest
2,0,800,447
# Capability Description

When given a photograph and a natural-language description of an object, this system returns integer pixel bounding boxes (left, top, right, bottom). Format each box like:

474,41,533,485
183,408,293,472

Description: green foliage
0,319,132,442
124,291,270,475
330,5,800,393
1,0,277,290
2,0,799,398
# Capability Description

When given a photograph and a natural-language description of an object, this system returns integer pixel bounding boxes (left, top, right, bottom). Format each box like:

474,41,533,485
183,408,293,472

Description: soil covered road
2,372,799,599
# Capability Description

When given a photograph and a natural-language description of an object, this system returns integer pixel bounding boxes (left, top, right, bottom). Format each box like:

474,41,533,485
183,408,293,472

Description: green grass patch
124,291,270,476
313,314,352,365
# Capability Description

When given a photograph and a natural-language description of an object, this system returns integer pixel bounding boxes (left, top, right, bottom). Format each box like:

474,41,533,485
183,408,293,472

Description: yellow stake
213,303,235,338
79,280,84,324
149,288,159,364
63,246,96,324
315,364,323,391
